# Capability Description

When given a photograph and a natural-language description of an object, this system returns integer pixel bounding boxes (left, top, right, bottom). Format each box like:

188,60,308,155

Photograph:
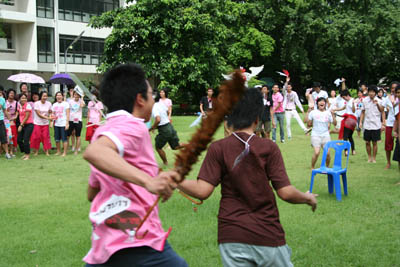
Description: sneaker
281,140,285,143
5,153,12,159
304,128,312,134
272,140,276,143
71,147,75,152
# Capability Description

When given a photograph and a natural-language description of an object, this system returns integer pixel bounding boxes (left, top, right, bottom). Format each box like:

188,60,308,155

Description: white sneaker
5,153,12,159
71,147,75,152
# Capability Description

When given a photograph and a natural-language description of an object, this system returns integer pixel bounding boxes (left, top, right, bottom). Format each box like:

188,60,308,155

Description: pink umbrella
7,73,45,84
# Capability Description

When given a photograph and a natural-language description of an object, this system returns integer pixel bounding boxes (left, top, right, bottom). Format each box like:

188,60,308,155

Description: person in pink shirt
31,91,52,156
159,89,172,121
86,90,104,143
17,93,34,160
82,63,187,267
6,89,20,154
272,84,285,143
68,90,85,155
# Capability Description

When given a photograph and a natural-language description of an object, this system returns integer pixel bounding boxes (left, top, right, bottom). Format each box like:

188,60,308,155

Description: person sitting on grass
359,85,386,163
178,88,318,267
149,96,182,166
305,98,337,169
83,63,187,267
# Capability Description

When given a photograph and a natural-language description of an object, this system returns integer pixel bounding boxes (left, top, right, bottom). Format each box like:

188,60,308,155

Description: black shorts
155,123,180,150
393,138,400,162
363,129,381,142
0,120,7,144
68,121,82,137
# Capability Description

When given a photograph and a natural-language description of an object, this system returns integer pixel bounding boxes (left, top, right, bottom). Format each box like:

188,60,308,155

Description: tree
90,0,274,103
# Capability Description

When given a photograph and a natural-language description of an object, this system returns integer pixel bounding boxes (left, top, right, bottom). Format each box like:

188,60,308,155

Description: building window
0,23,13,50
58,0,119,23
37,0,54,19
37,27,55,63
0,0,15,6
59,35,104,65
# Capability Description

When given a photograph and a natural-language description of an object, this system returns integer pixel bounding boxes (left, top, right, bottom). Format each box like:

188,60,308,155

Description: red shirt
198,132,291,247
18,102,33,124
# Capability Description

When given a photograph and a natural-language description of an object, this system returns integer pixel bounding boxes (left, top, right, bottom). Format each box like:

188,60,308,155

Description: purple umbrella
49,73,75,85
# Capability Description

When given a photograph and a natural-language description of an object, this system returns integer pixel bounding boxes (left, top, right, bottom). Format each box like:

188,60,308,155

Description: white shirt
382,96,396,127
311,90,329,109
308,109,333,137
345,98,356,116
52,101,70,127
152,102,169,126
335,96,346,116
362,97,383,130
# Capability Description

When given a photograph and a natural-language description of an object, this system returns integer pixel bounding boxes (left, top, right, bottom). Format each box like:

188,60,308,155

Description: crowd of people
0,83,104,159
1,66,399,266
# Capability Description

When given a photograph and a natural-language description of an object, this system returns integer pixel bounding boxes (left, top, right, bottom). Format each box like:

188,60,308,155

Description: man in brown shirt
178,88,318,267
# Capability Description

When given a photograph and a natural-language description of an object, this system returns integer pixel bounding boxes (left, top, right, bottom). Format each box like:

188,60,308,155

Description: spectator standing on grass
328,89,337,110
65,85,76,150
359,85,385,163
178,88,317,267
86,90,104,143
282,77,311,138
200,88,213,117
1,90,14,158
17,94,34,160
255,85,274,139
51,91,70,157
272,84,285,143
392,86,400,176
159,89,172,122
305,98,337,169
67,91,85,155
0,90,12,159
383,82,399,169
6,89,19,154
31,91,52,156
354,89,365,137
83,63,187,267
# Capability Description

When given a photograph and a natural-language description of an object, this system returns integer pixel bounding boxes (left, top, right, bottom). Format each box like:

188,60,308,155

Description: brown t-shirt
198,132,291,247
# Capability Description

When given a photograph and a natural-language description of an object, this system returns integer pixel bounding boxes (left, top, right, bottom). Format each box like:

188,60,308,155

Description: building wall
0,0,124,93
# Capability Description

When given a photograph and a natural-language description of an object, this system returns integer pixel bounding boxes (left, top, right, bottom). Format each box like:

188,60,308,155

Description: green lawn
1,116,399,267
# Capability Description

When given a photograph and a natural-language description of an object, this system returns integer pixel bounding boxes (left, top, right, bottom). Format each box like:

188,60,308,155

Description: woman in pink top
272,84,285,143
83,63,187,267
31,91,52,156
17,93,34,160
86,90,104,143
159,89,172,121
6,89,20,153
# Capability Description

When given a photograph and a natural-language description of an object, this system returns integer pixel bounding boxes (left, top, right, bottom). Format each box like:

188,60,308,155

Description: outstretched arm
177,178,215,201
277,185,318,211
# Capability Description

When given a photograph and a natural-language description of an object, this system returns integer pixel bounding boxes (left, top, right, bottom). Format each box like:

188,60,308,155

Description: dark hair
20,83,28,89
390,81,399,88
287,82,293,86
312,82,321,88
91,88,100,99
395,86,400,92
73,91,81,98
0,84,4,91
272,83,280,88
368,85,378,94
19,93,28,100
227,88,263,130
262,84,269,89
100,63,148,113
316,97,327,104
340,89,350,97
39,91,48,100
159,88,169,98
54,91,63,103
31,92,40,100
7,88,16,99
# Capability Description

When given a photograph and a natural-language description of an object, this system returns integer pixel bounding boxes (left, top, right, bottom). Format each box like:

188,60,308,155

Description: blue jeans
272,112,285,142
84,241,188,267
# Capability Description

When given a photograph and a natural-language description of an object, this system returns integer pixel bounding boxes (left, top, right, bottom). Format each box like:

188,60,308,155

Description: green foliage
90,0,274,103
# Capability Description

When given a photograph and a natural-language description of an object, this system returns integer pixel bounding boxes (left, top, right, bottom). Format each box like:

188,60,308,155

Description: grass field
1,116,399,267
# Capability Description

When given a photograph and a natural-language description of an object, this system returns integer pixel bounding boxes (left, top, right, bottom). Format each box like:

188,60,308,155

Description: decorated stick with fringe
134,70,246,239
174,70,246,180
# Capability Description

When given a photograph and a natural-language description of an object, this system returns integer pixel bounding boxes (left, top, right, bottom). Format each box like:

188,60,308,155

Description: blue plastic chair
309,140,351,201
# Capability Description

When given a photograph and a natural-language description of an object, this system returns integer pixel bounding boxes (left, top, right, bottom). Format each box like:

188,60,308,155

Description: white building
0,0,124,94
